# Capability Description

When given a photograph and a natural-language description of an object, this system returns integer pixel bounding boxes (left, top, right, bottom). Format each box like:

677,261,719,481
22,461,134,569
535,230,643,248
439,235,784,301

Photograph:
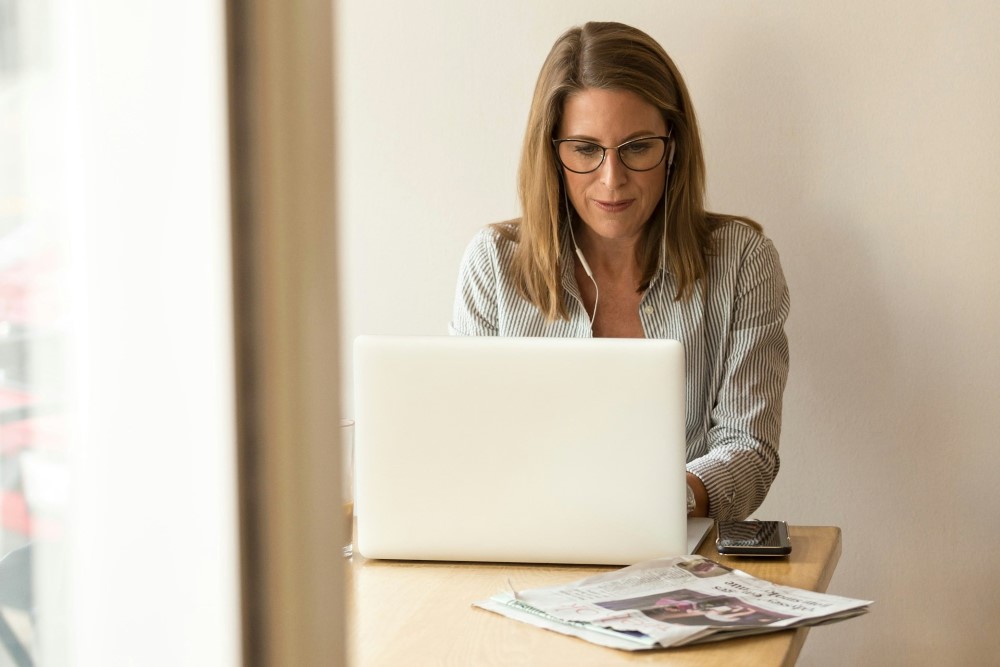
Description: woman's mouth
593,199,634,213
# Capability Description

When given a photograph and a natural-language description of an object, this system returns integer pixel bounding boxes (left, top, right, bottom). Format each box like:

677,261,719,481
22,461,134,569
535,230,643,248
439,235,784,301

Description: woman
449,22,789,521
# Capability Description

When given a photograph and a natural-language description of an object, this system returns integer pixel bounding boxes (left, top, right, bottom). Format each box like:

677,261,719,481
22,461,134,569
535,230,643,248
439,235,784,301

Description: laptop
353,335,710,565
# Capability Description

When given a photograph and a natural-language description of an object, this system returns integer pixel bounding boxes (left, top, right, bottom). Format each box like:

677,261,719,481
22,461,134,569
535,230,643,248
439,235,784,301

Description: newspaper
474,555,871,651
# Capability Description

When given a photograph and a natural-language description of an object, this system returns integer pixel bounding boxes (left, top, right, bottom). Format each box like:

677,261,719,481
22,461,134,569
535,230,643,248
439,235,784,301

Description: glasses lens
618,137,667,171
557,140,604,173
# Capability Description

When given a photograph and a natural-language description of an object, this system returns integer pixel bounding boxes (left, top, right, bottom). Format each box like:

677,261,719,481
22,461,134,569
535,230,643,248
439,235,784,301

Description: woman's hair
503,21,759,321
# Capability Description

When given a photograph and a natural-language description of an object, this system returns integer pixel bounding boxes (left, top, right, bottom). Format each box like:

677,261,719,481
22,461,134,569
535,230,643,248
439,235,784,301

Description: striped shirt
449,220,790,521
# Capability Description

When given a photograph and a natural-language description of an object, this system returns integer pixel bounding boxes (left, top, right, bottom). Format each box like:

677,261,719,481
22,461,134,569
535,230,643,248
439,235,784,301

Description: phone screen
716,520,791,555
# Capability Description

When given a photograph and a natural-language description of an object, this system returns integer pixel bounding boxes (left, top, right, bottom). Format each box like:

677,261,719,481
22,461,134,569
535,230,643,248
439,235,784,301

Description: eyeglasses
552,135,671,174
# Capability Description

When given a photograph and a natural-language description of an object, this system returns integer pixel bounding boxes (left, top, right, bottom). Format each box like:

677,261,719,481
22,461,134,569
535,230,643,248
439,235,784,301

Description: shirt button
643,305,654,315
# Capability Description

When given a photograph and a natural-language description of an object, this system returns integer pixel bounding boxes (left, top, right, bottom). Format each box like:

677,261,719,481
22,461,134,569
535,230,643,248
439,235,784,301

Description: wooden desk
347,525,841,667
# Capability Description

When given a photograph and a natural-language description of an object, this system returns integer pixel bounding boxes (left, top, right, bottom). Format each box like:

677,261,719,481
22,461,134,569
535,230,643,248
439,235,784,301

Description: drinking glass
341,418,355,557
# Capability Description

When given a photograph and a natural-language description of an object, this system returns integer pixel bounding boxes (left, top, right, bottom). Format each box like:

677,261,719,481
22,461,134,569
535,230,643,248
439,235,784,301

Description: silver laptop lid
353,335,687,565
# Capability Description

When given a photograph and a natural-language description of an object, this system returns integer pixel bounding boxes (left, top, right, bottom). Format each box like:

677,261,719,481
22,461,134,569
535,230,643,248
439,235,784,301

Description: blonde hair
502,21,759,321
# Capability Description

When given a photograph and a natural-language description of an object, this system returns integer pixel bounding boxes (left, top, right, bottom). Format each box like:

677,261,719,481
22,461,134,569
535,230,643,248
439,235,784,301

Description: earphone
661,137,676,267
563,185,599,326
574,244,594,278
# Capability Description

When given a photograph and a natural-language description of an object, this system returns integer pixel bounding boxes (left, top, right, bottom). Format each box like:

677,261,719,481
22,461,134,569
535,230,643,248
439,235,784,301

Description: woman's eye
623,141,653,154
573,144,601,156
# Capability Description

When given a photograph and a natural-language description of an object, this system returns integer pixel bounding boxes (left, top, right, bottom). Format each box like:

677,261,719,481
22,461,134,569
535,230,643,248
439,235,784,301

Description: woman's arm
687,236,790,520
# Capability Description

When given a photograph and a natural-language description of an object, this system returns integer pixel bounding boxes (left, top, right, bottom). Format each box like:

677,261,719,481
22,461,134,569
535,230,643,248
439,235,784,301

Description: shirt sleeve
449,229,500,336
686,236,790,520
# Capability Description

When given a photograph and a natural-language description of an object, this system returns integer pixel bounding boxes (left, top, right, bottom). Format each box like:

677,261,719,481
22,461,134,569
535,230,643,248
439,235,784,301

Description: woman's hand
686,472,709,518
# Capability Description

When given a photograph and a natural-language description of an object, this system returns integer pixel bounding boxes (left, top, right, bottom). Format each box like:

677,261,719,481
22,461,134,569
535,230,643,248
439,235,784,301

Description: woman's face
556,88,668,245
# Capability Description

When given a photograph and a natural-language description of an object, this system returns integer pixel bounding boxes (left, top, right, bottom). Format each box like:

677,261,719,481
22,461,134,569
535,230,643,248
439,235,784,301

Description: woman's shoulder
708,216,777,258
705,217,785,291
464,218,521,254
486,218,522,243
460,219,521,267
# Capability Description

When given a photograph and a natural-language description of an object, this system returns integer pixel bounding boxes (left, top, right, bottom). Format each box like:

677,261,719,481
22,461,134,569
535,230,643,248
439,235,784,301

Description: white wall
336,2,1000,664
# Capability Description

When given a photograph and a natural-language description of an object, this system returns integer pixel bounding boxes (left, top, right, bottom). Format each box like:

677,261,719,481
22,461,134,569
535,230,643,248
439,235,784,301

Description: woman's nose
599,149,628,188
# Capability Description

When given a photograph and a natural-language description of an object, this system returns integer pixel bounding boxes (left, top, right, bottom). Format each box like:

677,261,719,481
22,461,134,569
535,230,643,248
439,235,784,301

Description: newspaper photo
474,555,871,651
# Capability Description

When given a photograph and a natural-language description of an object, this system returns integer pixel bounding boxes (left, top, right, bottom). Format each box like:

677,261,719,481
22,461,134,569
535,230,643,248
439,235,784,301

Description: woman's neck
574,224,643,283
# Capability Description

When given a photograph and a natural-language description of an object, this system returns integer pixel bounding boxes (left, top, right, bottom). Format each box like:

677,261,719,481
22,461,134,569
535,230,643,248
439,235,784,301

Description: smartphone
716,520,791,556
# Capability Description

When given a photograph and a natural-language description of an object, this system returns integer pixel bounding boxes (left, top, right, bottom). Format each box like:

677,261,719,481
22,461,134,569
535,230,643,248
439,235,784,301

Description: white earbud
575,246,594,278
665,138,676,186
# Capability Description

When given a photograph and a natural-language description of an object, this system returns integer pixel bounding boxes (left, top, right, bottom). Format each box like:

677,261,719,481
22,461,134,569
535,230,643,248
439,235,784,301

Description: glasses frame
551,135,672,174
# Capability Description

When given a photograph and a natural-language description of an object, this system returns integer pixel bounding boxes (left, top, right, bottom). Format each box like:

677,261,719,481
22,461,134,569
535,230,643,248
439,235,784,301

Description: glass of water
341,418,355,557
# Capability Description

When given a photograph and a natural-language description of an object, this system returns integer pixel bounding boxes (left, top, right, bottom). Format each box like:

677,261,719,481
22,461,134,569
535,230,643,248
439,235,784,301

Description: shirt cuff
686,459,738,521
